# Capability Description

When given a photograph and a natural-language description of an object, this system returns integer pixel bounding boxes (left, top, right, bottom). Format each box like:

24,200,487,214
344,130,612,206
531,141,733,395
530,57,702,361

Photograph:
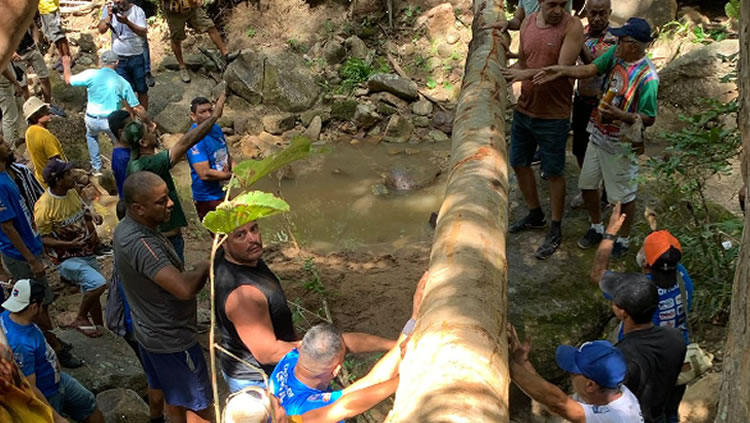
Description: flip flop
63,324,103,338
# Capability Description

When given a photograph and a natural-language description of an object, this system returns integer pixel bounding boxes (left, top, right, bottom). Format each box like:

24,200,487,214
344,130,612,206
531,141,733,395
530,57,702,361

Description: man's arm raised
225,285,299,364
168,89,227,165
300,377,399,423
590,202,625,285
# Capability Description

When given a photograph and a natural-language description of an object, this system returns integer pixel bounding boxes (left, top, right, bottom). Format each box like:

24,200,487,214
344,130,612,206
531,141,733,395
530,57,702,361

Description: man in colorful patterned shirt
535,17,659,258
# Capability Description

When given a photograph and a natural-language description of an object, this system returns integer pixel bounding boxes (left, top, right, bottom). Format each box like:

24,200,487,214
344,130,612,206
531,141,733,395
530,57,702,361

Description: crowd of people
0,0,702,422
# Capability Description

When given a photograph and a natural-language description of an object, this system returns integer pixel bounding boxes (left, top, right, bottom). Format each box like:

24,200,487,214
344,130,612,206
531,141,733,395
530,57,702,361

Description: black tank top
215,249,297,381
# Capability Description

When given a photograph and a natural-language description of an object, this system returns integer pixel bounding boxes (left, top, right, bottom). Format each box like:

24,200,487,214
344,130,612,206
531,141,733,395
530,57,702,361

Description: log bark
386,0,510,422
715,0,750,421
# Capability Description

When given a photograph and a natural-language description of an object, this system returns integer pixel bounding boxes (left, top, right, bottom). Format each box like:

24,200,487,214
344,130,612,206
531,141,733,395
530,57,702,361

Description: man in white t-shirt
98,0,149,109
508,325,644,422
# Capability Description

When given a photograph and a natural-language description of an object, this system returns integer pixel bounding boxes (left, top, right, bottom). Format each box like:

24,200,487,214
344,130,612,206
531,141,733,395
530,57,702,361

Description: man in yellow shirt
22,97,66,187
38,0,72,70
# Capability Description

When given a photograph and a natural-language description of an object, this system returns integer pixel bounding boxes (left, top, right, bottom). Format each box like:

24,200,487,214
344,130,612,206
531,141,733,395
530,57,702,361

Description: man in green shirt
125,88,227,260
533,17,659,259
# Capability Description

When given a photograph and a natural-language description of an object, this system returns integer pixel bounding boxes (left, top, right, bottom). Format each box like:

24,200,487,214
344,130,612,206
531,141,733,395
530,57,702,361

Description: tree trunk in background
715,0,750,421
386,1,510,422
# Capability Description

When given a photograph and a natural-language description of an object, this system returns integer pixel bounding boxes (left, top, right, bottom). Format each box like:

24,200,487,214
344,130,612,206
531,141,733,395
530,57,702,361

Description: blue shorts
138,342,213,411
58,256,107,293
222,370,265,394
510,110,570,177
116,54,148,94
48,373,97,422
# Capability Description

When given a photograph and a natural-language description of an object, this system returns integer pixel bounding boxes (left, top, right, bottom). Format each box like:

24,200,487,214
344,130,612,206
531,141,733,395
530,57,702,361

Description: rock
429,129,450,142
412,100,434,116
371,183,390,196
370,92,409,109
76,54,96,67
446,32,460,45
263,52,320,112
678,372,720,423
97,388,150,423
611,0,677,28
431,109,455,134
412,115,431,128
437,42,453,58
368,126,382,137
300,108,331,126
345,36,368,59
353,103,380,129
331,99,359,121
354,87,369,97
73,33,97,54
323,39,346,64
417,3,457,40
50,71,86,112
367,74,419,101
262,114,297,135
399,43,415,56
239,131,284,158
153,102,191,133
224,50,264,105
159,54,205,71
385,158,441,191
55,329,147,395
384,115,414,143
217,116,234,130
376,102,397,116
305,116,322,140
235,114,264,135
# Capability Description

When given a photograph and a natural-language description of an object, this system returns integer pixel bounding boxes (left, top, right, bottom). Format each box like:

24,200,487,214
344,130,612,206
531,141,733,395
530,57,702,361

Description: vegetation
647,98,742,323
338,56,390,93
725,0,740,19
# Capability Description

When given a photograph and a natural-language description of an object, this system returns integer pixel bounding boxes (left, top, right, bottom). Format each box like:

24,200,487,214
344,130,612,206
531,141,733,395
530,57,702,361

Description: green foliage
301,257,326,295
233,136,314,187
412,54,431,72
247,27,256,38
426,77,437,89
287,38,307,53
725,0,740,19
647,98,742,323
338,57,390,93
202,191,290,234
692,25,729,44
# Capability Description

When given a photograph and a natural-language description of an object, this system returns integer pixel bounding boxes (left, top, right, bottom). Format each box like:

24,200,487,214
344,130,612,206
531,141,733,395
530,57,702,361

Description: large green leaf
233,136,314,187
202,191,290,234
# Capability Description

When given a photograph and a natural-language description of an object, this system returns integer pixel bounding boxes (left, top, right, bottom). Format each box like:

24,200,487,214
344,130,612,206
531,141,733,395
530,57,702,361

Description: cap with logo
1,279,45,312
610,17,653,43
643,230,682,286
556,340,627,389
42,158,75,186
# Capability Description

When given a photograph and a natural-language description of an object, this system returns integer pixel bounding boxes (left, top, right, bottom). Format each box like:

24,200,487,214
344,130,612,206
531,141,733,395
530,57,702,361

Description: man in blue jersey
186,96,232,221
0,279,105,422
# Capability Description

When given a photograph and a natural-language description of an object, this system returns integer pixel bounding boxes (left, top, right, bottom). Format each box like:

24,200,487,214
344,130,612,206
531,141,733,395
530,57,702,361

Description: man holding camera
98,0,149,110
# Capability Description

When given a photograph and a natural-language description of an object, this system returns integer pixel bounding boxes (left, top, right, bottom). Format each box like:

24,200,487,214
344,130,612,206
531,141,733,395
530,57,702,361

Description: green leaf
233,136,314,187
202,191,290,234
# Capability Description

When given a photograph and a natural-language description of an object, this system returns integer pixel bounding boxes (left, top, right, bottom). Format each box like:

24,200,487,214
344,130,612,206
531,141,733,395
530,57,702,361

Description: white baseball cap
2,279,36,312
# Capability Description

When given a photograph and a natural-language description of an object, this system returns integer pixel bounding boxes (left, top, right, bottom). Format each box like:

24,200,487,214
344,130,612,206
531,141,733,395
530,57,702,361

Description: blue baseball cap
555,340,627,389
610,17,653,43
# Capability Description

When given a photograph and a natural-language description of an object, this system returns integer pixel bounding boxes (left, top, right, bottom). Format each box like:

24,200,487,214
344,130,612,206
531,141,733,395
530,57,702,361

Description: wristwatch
603,232,616,241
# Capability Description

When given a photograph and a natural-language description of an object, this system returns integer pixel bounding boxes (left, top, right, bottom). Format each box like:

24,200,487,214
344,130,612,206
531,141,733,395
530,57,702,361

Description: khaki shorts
16,49,50,86
165,7,215,42
578,141,639,204
40,11,66,43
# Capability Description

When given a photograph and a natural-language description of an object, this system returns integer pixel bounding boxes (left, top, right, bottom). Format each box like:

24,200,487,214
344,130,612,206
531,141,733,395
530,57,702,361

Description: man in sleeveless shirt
534,18,659,259
501,0,584,260
215,220,397,394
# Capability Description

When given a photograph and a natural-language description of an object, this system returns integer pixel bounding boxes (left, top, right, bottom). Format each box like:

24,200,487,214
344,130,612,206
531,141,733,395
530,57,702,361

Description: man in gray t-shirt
114,170,213,421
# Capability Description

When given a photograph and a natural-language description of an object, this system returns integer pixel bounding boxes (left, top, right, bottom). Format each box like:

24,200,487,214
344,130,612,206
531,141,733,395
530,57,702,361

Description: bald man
114,171,213,423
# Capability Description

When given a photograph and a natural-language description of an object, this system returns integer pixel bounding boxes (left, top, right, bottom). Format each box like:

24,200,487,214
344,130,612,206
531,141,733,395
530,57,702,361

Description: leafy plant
287,38,307,53
426,78,437,89
726,0,740,19
232,136,314,187
692,25,729,44
301,257,326,295
247,27,256,38
647,98,742,323
203,191,289,235
338,57,389,93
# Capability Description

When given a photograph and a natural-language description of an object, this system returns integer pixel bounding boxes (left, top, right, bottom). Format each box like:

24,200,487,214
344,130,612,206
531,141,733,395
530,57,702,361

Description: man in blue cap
533,17,659,259
508,325,644,422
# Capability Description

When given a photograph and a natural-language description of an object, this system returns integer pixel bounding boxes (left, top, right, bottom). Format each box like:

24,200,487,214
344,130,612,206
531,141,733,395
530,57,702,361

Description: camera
111,2,124,15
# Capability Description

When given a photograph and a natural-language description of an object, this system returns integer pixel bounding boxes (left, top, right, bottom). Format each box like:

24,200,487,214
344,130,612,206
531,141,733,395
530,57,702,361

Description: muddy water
251,142,449,252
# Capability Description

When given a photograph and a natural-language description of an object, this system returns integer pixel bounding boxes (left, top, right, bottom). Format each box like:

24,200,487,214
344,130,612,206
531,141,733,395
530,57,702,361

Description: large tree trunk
386,1,510,422
715,0,750,421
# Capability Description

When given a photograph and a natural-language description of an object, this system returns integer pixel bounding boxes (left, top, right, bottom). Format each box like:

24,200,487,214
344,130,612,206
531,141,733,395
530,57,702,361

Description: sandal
64,323,103,338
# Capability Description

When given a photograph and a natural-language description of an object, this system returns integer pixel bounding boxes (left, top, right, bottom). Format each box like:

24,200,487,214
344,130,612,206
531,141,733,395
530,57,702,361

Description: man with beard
500,0,584,260
215,220,397,393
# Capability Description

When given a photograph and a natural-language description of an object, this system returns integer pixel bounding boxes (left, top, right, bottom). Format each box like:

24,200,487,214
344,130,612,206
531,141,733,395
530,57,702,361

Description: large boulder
385,158,441,191
383,114,414,143
224,50,264,105
367,74,419,101
97,388,150,423
262,52,320,112
416,3,456,40
153,102,192,133
611,0,678,28
55,329,147,395
678,372,720,423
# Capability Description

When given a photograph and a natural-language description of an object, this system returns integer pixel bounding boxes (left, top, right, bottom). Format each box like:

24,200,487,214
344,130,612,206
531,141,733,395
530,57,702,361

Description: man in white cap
61,50,151,176
22,96,67,187
0,279,105,423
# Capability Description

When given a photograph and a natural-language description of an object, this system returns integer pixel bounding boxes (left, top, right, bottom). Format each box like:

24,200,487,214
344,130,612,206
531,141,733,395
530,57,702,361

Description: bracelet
603,232,616,241
401,318,416,336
